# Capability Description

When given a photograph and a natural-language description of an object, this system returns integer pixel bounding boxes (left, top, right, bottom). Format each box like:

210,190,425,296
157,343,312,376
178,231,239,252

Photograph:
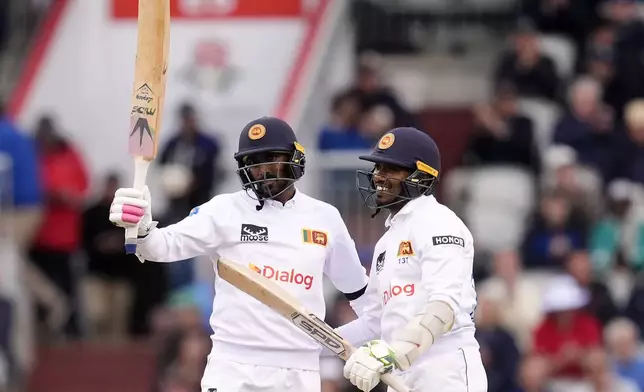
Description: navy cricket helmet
234,116,305,204
357,127,440,210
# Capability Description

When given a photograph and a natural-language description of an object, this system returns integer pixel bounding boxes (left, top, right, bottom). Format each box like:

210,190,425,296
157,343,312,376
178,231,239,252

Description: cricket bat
216,258,412,392
125,0,171,254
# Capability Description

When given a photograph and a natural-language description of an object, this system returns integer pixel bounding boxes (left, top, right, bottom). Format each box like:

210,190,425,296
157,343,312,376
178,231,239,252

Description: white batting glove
109,186,154,237
388,340,417,371
343,341,397,392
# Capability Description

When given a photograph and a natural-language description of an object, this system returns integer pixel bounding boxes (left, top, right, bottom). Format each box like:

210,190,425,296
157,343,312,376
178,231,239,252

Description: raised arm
110,186,227,262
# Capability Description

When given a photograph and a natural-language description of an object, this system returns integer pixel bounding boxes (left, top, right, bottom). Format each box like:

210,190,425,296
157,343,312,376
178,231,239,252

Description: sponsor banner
111,0,313,19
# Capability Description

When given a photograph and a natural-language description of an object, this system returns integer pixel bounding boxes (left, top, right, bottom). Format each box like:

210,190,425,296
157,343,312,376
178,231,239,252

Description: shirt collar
259,186,301,209
384,195,434,228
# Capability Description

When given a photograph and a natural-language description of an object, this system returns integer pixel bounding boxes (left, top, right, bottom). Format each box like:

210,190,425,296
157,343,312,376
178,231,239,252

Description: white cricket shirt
338,195,479,364
136,189,369,370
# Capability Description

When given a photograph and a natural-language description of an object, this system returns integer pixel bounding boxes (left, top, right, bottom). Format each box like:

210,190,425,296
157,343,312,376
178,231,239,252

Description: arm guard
389,300,455,370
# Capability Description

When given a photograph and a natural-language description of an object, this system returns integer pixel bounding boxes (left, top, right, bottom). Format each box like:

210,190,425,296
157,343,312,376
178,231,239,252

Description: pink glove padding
109,187,152,236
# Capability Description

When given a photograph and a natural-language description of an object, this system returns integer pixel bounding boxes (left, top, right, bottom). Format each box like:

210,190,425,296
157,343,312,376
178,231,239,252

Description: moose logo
240,224,269,242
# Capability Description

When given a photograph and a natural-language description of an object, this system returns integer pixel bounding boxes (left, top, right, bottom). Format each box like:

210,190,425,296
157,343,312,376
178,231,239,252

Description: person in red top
532,274,602,381
29,115,88,338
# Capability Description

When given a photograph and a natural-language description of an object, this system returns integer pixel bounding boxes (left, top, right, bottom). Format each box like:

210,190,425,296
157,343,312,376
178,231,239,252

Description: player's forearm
136,226,202,262
336,317,380,349
389,300,456,370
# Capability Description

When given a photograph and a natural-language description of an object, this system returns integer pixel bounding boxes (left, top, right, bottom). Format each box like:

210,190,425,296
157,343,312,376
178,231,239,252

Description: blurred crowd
4,0,644,392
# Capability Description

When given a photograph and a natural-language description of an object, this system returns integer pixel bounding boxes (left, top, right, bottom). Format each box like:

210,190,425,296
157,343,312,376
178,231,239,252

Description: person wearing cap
532,275,602,382
108,116,370,392
337,128,486,391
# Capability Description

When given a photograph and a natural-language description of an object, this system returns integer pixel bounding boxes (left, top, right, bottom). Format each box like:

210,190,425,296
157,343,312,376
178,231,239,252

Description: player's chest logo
397,240,414,265
240,223,269,242
375,251,386,274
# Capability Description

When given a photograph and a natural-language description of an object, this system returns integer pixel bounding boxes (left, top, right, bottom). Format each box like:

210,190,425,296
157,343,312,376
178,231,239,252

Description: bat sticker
128,116,155,156
134,83,155,103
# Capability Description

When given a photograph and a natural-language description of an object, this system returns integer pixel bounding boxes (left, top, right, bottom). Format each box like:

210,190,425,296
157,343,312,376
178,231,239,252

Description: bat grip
382,373,412,392
125,157,150,254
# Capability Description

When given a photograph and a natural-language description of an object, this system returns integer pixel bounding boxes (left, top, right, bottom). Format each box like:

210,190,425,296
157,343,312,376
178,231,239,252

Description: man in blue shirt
0,111,42,248
0,108,42,391
605,317,644,391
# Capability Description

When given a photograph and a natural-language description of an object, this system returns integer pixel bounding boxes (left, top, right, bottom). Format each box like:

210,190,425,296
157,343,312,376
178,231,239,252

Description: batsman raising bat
110,117,375,392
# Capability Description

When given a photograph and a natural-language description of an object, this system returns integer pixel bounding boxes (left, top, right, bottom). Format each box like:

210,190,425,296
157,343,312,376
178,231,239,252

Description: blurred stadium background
3,0,644,391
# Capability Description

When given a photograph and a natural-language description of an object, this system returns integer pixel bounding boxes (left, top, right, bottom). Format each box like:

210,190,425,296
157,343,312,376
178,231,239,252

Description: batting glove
109,186,154,237
344,340,397,392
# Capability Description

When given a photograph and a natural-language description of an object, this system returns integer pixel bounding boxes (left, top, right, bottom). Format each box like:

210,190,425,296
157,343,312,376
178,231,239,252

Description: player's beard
258,174,291,199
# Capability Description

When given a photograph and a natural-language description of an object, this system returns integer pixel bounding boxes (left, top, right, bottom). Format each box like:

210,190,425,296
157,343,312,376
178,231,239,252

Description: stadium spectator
604,317,644,391
493,18,560,101
159,102,221,220
532,276,602,381
80,172,135,342
521,0,597,60
584,44,622,113
341,53,414,128
564,250,619,325
603,0,644,116
478,250,544,351
618,99,644,184
0,104,63,383
474,292,521,392
0,105,42,249
318,92,373,151
29,114,88,338
583,347,639,392
517,355,554,392
358,104,394,143
552,76,619,183
463,82,540,174
521,190,587,269
540,145,602,221
589,179,644,273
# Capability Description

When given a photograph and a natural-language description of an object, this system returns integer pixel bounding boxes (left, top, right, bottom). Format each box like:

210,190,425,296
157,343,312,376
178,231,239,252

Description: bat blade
125,0,170,254
128,0,170,160
216,258,412,392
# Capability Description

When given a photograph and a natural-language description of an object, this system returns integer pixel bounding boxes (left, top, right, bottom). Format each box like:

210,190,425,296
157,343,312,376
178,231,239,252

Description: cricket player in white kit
109,117,370,392
337,127,487,392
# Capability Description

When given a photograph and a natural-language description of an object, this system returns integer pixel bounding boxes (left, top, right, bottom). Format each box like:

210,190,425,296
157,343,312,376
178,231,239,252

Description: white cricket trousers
389,347,487,392
201,357,321,392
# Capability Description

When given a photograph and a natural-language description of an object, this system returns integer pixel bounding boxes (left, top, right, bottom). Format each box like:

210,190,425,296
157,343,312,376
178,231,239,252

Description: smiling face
371,163,412,206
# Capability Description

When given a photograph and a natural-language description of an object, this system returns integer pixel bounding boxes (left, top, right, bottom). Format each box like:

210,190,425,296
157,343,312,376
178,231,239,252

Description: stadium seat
518,98,562,155
463,166,536,253
538,34,577,80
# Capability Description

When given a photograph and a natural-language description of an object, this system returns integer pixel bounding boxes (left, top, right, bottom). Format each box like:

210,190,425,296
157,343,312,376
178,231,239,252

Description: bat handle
125,157,150,254
382,373,412,392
